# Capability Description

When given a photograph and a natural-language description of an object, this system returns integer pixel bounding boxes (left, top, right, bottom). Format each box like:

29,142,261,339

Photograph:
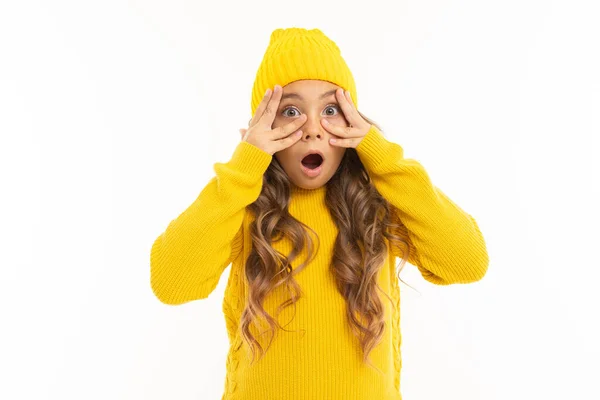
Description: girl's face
273,79,349,190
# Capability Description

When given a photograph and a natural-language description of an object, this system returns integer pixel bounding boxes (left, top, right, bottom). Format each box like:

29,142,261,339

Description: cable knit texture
150,125,489,399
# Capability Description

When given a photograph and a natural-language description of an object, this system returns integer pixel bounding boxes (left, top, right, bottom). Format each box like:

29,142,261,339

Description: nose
300,116,327,141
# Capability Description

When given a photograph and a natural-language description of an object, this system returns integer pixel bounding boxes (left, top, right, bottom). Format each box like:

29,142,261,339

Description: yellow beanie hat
250,27,358,118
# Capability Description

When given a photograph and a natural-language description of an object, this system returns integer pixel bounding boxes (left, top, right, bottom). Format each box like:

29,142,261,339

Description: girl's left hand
321,88,372,148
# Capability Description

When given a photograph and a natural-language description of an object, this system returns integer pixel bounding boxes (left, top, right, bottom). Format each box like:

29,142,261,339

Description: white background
1,1,598,399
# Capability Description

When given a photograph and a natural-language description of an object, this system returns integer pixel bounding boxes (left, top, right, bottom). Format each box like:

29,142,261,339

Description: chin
291,174,329,190
296,182,322,190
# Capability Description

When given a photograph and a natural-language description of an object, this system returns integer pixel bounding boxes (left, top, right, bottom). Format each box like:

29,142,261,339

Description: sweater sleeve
387,206,421,268
356,125,489,285
150,141,273,304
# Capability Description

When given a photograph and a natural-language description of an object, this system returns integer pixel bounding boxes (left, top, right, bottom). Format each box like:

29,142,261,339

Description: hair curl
241,111,414,371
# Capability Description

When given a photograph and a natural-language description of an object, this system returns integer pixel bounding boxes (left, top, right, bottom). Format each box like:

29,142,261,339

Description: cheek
328,149,346,169
274,148,295,165
335,148,347,160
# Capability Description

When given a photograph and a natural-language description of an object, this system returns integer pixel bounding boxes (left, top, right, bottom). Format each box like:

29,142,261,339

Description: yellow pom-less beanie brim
250,27,357,118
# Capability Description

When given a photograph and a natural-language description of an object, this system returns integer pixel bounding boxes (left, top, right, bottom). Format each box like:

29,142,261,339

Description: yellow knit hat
250,27,358,118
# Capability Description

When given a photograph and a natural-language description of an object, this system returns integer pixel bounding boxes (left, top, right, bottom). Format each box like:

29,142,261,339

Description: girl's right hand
239,84,306,156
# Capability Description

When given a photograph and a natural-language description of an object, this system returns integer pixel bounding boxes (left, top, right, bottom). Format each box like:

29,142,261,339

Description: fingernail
330,138,337,143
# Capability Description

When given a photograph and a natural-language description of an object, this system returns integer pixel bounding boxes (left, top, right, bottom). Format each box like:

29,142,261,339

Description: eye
281,104,340,118
282,106,300,118
324,104,339,116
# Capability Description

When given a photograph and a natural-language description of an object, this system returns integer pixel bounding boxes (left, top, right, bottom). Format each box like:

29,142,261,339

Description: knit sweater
150,125,489,399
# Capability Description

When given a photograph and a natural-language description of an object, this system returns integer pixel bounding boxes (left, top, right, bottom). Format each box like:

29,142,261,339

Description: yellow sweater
150,125,489,399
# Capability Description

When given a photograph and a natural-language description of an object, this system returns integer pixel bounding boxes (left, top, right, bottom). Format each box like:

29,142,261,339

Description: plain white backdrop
1,0,598,399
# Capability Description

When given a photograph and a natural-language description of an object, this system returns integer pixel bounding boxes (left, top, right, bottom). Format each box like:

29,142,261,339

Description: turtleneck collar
290,182,327,200
288,183,328,218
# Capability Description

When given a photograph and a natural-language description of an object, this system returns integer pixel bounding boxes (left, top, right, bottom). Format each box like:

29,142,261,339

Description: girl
150,27,489,400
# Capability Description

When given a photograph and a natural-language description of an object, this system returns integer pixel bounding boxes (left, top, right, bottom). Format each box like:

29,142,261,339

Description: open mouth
301,153,324,170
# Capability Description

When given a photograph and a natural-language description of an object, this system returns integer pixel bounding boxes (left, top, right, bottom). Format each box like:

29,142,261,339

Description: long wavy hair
241,111,415,371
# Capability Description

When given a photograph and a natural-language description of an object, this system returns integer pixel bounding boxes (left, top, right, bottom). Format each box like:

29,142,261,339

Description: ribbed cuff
355,125,403,173
227,141,273,178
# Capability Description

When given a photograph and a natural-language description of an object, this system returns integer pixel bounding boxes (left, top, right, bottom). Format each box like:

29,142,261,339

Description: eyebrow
280,89,338,102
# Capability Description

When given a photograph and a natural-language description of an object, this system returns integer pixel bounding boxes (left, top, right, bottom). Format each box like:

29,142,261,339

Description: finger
329,137,357,148
259,84,283,129
321,118,353,137
271,114,307,140
274,130,303,152
239,128,247,139
336,88,360,127
249,87,273,128
344,89,355,107
249,88,272,127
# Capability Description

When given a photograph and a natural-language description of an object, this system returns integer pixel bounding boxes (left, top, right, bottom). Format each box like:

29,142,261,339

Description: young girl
150,27,489,400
